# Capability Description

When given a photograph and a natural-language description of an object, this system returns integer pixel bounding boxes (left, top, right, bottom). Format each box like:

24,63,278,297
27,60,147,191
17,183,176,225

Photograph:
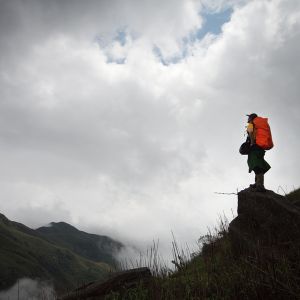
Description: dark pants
247,145,271,174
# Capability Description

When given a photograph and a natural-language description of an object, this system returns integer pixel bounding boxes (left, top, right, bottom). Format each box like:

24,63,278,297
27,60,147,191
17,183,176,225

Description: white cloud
0,0,299,265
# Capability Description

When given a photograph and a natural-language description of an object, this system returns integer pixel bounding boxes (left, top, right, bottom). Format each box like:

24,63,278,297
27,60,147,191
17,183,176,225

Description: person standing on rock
246,113,273,192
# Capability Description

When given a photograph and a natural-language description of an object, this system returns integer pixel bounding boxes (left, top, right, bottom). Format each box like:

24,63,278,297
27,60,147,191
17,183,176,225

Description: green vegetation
36,222,123,267
286,187,300,207
103,189,300,299
0,214,118,293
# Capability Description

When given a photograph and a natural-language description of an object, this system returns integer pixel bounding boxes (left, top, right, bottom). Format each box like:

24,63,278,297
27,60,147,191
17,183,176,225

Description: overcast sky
0,0,300,263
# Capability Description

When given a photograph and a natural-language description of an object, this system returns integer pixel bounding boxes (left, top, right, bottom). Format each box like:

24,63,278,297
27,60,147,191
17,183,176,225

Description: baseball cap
246,113,258,122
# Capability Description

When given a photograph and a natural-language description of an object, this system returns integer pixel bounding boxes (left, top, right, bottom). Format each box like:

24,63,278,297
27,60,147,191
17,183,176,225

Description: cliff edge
229,187,300,259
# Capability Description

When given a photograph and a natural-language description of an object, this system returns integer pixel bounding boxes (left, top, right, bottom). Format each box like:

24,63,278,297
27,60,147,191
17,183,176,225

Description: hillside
0,214,122,293
286,188,300,208
159,188,300,299
36,222,123,267
61,188,300,299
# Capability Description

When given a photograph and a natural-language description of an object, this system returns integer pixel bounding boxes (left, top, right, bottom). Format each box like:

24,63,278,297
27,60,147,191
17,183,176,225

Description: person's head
247,113,258,123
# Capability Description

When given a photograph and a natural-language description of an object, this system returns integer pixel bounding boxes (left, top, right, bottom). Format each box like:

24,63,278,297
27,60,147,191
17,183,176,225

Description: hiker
246,113,273,192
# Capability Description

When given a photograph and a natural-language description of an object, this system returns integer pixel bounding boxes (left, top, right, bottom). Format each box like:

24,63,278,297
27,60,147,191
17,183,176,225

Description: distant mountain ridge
36,221,122,267
0,213,123,293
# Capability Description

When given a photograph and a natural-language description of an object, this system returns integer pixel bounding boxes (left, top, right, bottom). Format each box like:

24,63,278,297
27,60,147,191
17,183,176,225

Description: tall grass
116,239,172,278
105,212,300,300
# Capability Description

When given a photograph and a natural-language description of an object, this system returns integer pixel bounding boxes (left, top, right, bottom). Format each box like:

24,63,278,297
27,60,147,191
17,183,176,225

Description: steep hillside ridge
68,188,300,299
0,214,119,293
0,213,39,237
36,222,123,266
286,188,300,208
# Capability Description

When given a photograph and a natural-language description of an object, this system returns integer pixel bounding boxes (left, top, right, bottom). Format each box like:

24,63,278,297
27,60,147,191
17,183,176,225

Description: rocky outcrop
59,267,152,300
229,188,300,257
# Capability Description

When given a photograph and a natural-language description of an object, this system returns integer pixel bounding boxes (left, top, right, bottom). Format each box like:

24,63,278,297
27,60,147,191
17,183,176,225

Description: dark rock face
229,188,300,257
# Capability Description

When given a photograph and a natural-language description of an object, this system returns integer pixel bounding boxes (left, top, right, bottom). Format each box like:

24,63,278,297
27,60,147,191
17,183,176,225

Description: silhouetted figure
246,113,273,192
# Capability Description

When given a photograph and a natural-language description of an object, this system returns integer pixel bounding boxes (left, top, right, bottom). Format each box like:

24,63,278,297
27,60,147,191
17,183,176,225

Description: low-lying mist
0,278,56,300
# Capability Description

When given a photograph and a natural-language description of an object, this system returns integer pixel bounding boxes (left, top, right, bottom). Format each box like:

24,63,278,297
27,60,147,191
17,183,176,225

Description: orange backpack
253,117,274,150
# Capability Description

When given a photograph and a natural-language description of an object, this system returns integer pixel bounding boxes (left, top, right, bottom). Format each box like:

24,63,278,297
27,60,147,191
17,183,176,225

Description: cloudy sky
0,0,300,262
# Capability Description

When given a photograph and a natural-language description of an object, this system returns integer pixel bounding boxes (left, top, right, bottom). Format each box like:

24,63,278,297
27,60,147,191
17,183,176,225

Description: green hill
36,222,122,267
0,213,122,293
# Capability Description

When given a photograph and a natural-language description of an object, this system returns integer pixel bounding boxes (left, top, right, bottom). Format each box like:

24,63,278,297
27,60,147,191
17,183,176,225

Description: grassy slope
156,188,300,299
103,188,300,299
0,214,112,293
286,187,300,207
36,222,123,267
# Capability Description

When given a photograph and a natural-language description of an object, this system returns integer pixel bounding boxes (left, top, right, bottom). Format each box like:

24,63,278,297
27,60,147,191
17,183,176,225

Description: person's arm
247,123,255,145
